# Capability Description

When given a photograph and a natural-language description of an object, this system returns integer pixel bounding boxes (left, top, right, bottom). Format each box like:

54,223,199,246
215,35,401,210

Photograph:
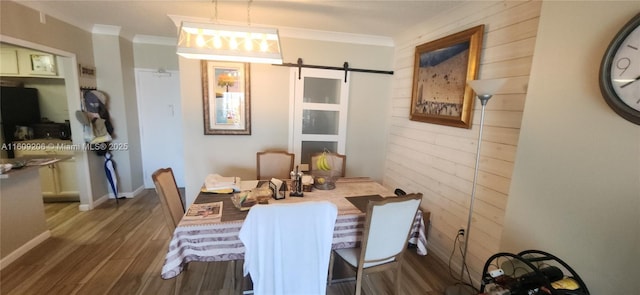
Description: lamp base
444,283,476,295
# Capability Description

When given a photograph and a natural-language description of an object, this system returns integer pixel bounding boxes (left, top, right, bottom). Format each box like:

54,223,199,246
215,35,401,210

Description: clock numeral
616,57,631,75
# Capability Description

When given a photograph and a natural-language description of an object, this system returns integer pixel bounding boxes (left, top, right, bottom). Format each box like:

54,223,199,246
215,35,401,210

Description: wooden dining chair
328,193,422,295
239,201,338,294
256,151,295,180
310,152,347,177
151,167,185,234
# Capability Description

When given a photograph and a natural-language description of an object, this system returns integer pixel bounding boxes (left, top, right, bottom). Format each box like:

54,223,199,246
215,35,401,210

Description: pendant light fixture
176,0,283,64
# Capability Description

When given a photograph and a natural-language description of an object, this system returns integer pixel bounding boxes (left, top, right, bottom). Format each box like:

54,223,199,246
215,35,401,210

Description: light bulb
196,34,205,47
230,37,238,50
213,34,222,49
260,38,268,52
244,36,253,51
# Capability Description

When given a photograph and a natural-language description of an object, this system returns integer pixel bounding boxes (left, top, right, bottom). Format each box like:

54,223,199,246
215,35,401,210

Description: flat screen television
1,86,41,157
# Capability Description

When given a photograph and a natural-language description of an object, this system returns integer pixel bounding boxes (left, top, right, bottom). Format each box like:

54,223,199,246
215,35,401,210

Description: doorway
0,34,94,210
135,69,185,188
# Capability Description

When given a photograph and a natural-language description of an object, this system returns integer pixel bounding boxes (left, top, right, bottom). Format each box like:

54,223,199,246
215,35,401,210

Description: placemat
345,195,384,213
195,192,249,222
193,180,270,222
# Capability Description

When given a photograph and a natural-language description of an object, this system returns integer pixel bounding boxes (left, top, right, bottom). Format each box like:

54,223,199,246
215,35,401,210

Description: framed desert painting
201,60,251,135
410,25,484,129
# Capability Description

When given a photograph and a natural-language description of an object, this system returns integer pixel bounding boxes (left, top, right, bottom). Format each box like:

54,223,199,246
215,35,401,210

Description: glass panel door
290,68,349,167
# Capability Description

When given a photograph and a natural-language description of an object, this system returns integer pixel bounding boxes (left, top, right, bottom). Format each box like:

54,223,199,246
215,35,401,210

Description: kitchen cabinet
0,46,60,78
14,139,79,202
0,48,19,75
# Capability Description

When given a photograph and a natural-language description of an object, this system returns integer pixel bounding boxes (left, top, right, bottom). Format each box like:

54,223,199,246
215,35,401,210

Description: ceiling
15,1,464,42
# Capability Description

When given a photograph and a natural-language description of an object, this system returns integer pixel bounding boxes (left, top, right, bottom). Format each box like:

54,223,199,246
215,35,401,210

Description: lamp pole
460,93,491,281
446,78,503,295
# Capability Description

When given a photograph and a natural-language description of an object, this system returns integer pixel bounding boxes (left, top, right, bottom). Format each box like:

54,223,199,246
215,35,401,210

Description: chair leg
355,267,364,295
232,260,238,292
395,265,402,295
327,251,335,285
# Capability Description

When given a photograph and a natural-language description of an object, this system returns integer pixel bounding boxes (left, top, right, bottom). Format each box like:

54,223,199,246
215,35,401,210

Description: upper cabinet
0,45,61,78
0,48,19,75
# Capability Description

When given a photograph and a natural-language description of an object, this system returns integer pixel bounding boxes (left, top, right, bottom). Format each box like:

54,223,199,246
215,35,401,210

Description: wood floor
0,189,454,295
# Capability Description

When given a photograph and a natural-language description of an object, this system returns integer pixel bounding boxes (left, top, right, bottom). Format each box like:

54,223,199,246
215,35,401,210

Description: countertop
0,156,70,180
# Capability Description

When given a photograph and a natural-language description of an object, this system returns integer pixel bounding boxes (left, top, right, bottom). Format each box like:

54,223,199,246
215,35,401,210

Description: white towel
239,201,338,295
204,174,240,191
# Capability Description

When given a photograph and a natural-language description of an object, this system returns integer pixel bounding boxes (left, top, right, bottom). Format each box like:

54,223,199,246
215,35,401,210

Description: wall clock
599,13,640,125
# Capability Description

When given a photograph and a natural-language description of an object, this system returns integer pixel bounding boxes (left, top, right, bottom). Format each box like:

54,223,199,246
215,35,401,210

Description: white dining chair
239,201,338,295
152,167,185,234
328,193,422,295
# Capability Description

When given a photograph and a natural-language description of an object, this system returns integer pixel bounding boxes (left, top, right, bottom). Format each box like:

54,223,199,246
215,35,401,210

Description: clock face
610,25,640,112
600,13,640,125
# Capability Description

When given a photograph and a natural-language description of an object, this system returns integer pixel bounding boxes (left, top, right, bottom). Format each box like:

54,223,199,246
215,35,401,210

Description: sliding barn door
289,68,350,167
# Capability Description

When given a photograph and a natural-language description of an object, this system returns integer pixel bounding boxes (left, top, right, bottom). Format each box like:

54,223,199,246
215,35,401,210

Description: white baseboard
0,230,51,270
121,185,144,198
92,185,146,209
93,193,111,208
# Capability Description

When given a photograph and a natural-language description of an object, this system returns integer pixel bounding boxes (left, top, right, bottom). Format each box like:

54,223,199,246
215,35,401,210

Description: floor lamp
445,78,506,295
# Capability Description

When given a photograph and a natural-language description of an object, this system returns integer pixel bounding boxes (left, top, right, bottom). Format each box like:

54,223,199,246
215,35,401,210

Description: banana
316,154,325,171
316,152,331,171
322,155,331,170
316,152,327,171
316,154,327,171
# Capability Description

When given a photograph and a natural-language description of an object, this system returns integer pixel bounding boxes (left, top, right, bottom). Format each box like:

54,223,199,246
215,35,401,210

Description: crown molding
132,35,176,46
92,24,121,36
278,26,393,47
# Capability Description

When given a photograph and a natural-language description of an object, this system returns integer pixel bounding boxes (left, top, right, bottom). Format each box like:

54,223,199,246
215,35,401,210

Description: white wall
133,43,179,71
180,37,394,206
119,37,144,191
502,2,640,294
92,33,144,196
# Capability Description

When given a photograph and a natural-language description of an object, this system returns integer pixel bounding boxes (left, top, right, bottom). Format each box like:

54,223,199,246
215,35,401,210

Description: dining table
161,177,428,280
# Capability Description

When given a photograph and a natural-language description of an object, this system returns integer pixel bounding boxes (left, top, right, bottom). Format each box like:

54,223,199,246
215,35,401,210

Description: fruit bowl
312,170,336,190
313,150,338,190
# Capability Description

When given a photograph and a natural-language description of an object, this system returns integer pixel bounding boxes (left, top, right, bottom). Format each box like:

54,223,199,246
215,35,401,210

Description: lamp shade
467,78,507,96
177,21,283,64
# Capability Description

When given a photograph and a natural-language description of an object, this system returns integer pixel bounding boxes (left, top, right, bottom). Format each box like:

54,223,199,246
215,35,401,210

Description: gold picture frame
29,53,57,75
409,25,484,129
201,60,251,135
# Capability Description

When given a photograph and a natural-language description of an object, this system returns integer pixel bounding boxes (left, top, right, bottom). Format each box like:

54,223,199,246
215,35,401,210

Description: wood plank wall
383,0,542,282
